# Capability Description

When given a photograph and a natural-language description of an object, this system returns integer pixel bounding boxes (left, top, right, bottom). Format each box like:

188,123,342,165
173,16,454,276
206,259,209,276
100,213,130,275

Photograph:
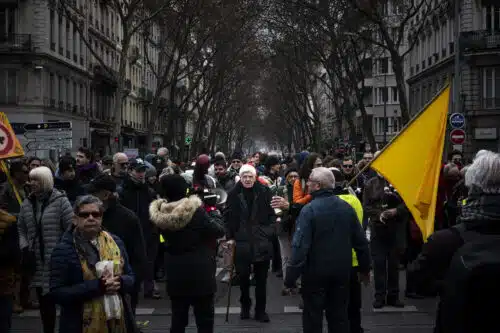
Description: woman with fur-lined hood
149,174,225,333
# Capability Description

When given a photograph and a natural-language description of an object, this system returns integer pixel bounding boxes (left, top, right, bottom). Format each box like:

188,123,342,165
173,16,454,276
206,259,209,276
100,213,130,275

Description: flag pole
347,83,451,188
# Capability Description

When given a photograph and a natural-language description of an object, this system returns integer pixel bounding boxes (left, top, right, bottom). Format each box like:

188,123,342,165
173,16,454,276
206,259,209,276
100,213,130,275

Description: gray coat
17,189,73,295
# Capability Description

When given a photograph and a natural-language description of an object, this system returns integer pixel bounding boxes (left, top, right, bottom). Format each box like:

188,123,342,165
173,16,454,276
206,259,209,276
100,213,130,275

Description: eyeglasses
232,160,242,164
343,165,353,168
77,211,102,219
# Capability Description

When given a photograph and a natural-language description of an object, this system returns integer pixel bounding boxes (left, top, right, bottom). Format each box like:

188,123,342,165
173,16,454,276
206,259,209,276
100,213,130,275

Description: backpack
439,223,500,333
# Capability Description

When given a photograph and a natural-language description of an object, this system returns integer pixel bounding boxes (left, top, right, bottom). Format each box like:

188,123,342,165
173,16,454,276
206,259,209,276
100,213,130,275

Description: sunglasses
343,165,353,168
77,211,102,219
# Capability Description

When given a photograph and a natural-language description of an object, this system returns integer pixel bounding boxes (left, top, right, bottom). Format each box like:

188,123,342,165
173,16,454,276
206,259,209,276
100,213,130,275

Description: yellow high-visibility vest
160,234,165,243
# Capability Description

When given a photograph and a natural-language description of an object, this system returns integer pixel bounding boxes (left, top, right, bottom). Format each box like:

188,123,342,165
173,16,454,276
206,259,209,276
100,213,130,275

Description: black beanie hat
160,174,188,202
265,155,280,170
231,151,243,161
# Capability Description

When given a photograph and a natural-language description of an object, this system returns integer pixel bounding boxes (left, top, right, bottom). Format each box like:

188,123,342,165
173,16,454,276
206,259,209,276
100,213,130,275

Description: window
391,87,398,102
73,27,78,61
378,57,389,74
0,8,16,36
482,67,500,109
49,73,55,101
485,5,500,33
0,70,17,104
50,10,55,50
376,87,388,104
392,116,402,133
58,15,63,55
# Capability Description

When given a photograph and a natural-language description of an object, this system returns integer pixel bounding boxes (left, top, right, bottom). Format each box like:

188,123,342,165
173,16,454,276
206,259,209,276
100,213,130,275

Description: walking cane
225,243,236,323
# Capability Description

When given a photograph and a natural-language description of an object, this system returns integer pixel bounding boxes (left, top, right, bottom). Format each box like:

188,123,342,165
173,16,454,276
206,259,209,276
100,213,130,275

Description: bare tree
346,0,432,123
57,0,168,151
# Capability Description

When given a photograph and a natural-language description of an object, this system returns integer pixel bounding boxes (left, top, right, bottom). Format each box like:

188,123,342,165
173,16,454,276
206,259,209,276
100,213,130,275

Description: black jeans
170,294,214,333
302,278,350,333
370,236,401,302
0,295,13,333
238,260,269,314
348,268,363,333
130,279,142,315
36,288,56,333
144,233,159,295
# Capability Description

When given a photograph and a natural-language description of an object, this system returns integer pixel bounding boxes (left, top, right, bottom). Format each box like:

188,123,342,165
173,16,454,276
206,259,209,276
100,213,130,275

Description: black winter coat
54,178,85,204
149,196,225,296
224,181,276,273
102,198,147,281
120,177,157,238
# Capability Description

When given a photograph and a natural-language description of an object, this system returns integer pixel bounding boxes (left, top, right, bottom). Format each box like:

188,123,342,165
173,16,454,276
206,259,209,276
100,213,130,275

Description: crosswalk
17,304,418,317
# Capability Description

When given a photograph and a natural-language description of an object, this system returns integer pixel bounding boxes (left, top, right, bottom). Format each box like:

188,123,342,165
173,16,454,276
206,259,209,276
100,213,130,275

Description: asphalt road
12,270,437,332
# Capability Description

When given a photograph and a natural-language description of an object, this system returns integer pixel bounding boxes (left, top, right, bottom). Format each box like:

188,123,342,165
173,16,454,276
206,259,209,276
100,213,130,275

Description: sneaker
255,312,270,323
373,299,385,309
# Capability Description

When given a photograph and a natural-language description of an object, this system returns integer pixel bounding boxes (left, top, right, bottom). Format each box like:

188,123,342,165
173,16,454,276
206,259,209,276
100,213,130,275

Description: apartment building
360,55,404,145
406,0,500,154
0,0,165,156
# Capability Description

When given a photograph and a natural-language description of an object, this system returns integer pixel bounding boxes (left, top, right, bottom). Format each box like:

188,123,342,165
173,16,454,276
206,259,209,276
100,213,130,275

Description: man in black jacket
119,158,160,299
88,174,147,313
284,167,370,333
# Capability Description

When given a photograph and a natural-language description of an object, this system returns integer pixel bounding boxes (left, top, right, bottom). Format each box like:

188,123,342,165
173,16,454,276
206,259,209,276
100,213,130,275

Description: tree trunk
390,52,410,123
111,41,130,152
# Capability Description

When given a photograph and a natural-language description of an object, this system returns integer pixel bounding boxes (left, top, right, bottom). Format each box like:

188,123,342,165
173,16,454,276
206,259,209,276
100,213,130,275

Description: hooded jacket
149,196,225,296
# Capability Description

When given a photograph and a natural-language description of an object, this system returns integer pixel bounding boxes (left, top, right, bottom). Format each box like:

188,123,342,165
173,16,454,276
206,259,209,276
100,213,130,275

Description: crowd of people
0,146,498,333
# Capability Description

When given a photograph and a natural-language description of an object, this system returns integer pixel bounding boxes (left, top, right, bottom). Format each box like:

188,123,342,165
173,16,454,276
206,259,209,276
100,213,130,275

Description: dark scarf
73,229,101,268
460,190,500,224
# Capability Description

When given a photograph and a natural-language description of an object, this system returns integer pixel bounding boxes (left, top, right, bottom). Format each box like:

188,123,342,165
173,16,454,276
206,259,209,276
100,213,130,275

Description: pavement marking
135,308,155,315
372,305,418,313
284,306,302,313
214,306,240,314
19,309,60,317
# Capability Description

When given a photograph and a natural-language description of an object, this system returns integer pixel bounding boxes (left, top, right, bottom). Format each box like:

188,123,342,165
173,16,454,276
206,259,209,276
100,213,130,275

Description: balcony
461,30,500,52
92,64,118,90
0,34,33,53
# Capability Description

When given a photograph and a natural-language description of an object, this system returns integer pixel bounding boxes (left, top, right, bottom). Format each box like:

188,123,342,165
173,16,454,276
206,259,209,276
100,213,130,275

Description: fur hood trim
149,195,202,231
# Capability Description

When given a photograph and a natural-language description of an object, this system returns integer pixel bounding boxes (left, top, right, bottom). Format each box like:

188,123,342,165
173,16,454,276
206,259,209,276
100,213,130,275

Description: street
11,270,436,332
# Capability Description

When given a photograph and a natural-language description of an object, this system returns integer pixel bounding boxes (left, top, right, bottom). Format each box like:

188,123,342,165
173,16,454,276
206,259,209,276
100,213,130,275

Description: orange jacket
292,178,312,205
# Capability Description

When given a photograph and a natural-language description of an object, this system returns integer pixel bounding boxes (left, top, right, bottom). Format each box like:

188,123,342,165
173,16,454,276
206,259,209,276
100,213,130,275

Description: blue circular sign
450,113,465,129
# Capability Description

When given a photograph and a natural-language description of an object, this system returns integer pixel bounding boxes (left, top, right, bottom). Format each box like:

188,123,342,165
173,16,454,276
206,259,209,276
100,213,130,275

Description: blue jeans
0,295,13,333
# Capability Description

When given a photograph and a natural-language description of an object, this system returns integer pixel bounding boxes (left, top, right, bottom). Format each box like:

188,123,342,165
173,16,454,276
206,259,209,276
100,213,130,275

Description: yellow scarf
76,231,127,333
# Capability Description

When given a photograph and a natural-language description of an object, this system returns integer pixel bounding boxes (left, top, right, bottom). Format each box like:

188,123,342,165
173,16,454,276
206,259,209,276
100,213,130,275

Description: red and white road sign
450,128,466,145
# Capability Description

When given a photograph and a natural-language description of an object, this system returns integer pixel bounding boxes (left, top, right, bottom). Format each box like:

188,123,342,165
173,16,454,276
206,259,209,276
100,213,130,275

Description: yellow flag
370,86,450,241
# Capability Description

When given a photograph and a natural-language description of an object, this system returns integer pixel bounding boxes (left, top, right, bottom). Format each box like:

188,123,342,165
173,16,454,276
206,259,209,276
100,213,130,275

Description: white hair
113,152,127,163
239,164,257,177
474,149,489,160
157,147,169,157
310,167,335,189
215,151,225,159
465,151,500,193
29,166,54,192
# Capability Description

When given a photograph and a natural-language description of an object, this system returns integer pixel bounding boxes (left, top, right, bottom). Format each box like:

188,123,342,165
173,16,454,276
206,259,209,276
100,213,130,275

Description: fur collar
149,195,202,231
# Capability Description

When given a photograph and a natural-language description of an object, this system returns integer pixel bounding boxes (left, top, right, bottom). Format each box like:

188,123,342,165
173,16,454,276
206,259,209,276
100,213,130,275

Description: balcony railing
461,30,500,52
0,34,33,52
482,98,500,109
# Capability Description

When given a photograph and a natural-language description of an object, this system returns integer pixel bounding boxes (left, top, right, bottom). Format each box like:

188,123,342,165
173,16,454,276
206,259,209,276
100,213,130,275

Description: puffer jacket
17,189,73,295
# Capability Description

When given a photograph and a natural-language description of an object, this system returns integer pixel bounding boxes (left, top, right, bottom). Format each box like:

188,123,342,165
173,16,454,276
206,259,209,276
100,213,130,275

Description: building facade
0,0,166,158
406,0,500,155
